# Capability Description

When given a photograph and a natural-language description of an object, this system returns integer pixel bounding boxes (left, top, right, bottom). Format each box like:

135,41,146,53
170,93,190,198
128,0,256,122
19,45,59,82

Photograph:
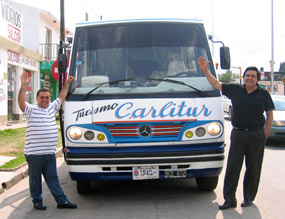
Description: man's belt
233,127,263,132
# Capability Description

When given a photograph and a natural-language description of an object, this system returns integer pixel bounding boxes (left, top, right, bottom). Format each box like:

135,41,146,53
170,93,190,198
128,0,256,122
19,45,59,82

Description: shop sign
7,50,20,64
3,72,8,80
0,87,5,102
20,57,37,68
0,79,5,103
0,0,23,44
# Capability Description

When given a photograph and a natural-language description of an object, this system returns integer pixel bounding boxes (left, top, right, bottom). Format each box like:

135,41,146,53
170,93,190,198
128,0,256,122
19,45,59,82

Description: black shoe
219,201,237,210
34,203,47,210
57,201,77,209
241,200,252,207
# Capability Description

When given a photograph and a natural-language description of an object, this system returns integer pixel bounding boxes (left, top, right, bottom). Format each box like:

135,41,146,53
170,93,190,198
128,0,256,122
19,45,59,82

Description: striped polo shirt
24,98,61,155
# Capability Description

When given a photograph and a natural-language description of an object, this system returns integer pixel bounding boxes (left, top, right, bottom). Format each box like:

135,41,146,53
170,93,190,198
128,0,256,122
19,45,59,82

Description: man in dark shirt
198,57,274,210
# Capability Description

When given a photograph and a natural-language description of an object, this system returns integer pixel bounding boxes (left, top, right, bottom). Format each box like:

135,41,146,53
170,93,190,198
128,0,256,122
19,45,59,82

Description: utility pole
58,0,66,92
271,0,274,93
60,0,65,45
59,0,66,150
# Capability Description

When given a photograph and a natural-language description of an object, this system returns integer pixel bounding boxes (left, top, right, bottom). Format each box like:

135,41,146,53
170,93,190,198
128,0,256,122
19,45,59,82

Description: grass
0,155,26,169
0,125,63,169
0,128,26,157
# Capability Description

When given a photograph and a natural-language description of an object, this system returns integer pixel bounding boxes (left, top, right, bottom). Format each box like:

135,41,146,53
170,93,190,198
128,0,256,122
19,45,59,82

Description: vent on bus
106,123,184,138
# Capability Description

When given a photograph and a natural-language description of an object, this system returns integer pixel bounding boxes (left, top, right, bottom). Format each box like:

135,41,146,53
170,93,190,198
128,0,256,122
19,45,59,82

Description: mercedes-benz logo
139,125,151,137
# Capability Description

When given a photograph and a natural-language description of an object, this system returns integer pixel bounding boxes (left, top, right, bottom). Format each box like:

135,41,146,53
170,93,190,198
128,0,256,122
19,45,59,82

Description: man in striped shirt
18,71,77,210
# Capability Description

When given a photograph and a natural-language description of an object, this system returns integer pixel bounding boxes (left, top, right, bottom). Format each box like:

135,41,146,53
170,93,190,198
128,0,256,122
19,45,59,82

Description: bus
60,18,230,193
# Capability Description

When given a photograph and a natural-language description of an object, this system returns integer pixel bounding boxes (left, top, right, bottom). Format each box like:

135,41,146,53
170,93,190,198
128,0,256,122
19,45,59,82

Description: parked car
222,95,233,120
268,95,285,140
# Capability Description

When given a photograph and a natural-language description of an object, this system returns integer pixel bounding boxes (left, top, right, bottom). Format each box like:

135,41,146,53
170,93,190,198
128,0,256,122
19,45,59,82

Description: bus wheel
77,181,92,194
195,176,218,191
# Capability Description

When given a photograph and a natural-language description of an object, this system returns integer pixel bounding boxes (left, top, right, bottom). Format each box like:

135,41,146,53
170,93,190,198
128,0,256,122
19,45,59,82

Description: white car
268,95,285,140
222,95,233,120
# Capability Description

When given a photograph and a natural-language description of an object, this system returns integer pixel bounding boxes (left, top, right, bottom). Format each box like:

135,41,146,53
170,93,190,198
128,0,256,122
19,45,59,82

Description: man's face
244,70,258,87
36,92,50,109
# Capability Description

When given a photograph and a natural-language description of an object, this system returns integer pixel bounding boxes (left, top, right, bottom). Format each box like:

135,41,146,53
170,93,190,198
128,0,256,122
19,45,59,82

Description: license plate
164,169,187,178
132,166,159,180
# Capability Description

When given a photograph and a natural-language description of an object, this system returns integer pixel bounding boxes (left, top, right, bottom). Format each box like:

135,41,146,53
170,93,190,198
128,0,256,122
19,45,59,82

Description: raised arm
197,57,222,91
18,71,29,112
58,76,75,104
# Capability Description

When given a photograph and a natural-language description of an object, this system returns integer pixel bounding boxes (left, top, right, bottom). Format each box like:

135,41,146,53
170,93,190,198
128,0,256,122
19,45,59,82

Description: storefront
0,0,41,125
40,61,59,101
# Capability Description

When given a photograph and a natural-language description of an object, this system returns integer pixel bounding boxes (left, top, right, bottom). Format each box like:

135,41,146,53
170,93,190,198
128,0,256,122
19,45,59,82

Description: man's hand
58,76,75,104
264,110,273,139
65,76,75,85
197,57,222,91
20,71,30,87
197,57,210,73
18,71,29,112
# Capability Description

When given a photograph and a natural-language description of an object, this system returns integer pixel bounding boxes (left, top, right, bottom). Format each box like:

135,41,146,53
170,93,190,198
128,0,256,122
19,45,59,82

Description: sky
12,0,285,75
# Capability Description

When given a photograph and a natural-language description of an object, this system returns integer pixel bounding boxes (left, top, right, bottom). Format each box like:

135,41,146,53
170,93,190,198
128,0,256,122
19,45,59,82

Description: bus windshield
69,22,215,95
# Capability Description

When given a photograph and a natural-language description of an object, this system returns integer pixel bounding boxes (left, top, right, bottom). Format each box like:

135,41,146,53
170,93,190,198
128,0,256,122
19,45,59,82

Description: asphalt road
0,119,284,219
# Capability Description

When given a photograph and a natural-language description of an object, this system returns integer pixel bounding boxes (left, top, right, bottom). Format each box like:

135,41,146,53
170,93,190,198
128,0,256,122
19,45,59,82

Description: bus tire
77,181,92,194
195,176,218,191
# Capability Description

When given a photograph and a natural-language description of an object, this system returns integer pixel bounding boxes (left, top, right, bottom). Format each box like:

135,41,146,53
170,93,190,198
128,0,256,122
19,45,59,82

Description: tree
219,72,232,83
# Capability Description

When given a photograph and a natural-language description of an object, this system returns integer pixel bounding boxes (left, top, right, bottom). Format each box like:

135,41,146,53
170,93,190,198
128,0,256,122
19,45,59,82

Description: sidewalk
0,121,27,131
0,122,62,194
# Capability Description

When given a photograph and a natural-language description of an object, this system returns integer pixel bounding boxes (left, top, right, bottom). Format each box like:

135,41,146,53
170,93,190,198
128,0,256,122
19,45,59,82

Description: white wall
0,48,8,116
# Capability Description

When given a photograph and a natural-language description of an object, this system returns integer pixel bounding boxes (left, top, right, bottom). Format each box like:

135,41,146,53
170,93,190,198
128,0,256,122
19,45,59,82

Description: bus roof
75,18,203,28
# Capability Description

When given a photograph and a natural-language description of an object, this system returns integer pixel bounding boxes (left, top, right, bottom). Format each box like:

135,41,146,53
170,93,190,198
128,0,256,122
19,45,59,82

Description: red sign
51,59,69,81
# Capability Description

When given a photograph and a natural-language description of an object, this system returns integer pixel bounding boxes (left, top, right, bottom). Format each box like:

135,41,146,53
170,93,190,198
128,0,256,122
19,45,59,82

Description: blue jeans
25,154,67,205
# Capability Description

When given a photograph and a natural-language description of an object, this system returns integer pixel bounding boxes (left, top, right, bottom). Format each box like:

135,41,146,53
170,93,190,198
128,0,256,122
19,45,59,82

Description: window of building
8,65,18,121
24,70,35,104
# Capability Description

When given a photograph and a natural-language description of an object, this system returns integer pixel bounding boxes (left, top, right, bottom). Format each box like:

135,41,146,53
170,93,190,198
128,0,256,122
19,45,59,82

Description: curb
0,148,63,194
0,161,28,172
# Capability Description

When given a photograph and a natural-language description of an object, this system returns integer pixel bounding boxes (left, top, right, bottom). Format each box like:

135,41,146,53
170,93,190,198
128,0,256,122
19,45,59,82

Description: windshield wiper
81,78,134,101
146,77,212,97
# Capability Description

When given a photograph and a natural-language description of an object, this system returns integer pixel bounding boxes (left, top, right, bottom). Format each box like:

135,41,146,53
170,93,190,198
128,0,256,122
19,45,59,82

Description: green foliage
0,128,18,136
219,72,232,83
0,155,26,169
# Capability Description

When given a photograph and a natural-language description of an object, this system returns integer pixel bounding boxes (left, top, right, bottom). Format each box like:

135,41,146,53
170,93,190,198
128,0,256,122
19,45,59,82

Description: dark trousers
25,154,67,205
223,128,265,202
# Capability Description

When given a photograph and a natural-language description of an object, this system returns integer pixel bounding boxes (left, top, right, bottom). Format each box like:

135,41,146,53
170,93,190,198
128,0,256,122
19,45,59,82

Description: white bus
60,18,230,193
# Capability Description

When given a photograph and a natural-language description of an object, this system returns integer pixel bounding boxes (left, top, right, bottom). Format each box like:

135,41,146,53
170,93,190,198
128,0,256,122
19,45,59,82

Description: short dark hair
36,88,50,97
243,66,260,81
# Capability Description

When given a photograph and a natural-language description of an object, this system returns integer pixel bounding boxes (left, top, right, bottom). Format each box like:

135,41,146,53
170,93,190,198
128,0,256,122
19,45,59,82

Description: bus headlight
97,133,106,141
195,127,206,137
185,130,193,138
84,130,95,140
69,127,82,140
207,122,221,136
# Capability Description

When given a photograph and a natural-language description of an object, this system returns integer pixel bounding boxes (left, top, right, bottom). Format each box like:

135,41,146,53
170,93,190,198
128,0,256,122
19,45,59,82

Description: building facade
0,0,72,125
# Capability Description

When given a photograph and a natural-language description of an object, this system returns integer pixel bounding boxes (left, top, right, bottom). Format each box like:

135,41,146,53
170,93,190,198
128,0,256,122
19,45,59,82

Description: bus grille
106,124,184,138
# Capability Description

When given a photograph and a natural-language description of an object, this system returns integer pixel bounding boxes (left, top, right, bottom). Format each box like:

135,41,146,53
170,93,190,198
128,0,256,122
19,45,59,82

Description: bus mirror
58,54,67,74
220,46,231,69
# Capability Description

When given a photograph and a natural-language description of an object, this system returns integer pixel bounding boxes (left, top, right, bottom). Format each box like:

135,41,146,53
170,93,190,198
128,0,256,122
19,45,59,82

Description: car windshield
273,97,285,111
69,21,216,96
